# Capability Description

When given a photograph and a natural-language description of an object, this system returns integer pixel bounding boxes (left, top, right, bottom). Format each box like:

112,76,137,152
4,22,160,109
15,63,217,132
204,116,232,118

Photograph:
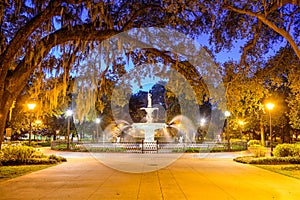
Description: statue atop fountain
147,93,152,108
141,93,158,123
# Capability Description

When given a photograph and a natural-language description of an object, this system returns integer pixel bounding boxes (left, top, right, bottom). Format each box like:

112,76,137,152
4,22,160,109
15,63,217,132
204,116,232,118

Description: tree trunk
260,119,265,146
0,97,14,149
281,127,284,143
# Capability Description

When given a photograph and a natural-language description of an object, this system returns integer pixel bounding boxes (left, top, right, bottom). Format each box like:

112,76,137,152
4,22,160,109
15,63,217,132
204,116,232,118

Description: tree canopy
1,0,300,148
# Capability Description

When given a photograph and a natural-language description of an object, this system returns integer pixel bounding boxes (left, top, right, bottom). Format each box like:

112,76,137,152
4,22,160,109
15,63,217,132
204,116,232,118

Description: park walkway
0,149,300,200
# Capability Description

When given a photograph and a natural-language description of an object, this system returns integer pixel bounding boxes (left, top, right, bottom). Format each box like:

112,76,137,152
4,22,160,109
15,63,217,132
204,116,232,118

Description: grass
0,165,54,182
256,165,300,179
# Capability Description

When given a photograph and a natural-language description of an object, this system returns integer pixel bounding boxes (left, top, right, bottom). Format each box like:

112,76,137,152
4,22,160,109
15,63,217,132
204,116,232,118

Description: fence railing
51,140,247,153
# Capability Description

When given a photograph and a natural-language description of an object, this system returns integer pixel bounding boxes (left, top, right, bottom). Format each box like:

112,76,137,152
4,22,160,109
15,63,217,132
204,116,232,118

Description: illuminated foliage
0,0,300,148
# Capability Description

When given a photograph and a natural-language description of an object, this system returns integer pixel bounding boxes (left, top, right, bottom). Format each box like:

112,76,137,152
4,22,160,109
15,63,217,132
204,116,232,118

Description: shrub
172,148,185,153
248,145,266,157
231,144,247,151
210,147,225,152
0,145,36,165
234,156,300,164
273,143,300,157
0,145,67,166
185,148,200,153
48,154,67,162
51,143,84,151
294,145,300,157
22,141,38,147
78,146,127,152
26,158,58,165
36,141,51,147
248,140,261,147
51,143,68,151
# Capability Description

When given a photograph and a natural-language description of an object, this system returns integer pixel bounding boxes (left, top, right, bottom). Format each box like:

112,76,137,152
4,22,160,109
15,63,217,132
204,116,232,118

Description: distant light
200,118,206,126
224,111,231,117
35,120,42,124
27,103,36,110
66,109,73,116
266,103,275,111
96,118,101,124
238,120,245,126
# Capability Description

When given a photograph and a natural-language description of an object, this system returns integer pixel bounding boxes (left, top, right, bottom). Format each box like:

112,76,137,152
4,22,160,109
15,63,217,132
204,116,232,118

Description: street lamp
198,118,206,143
95,118,101,142
200,118,206,127
224,111,231,150
66,109,73,150
27,103,36,146
266,103,275,156
238,120,245,140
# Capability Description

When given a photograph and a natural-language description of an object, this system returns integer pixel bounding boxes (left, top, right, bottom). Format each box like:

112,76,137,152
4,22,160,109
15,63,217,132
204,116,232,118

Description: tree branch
6,26,120,94
122,4,164,31
0,0,63,72
142,48,210,98
267,0,300,13
225,5,300,60
240,21,262,67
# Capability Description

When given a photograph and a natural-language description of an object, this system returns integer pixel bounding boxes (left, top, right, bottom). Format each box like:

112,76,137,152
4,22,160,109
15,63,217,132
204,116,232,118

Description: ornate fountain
132,93,165,142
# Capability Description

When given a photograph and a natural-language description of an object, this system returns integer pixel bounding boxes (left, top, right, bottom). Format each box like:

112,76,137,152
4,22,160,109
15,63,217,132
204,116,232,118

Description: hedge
234,156,300,165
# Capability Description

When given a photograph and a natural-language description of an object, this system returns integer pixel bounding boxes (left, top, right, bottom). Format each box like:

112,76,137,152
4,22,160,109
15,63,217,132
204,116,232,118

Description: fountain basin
131,123,165,142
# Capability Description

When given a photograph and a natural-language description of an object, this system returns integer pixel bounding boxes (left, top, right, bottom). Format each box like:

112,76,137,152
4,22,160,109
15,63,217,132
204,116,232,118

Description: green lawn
0,165,54,182
256,165,300,179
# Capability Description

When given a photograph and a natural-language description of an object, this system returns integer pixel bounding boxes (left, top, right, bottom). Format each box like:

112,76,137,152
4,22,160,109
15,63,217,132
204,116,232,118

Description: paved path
1,149,300,200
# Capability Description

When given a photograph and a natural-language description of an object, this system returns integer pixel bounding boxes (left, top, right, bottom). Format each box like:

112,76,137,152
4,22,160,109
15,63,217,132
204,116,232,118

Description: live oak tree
0,0,215,148
1,0,300,149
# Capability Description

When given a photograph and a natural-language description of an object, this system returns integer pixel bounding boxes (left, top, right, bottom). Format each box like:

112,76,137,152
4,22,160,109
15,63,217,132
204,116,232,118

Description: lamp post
66,109,73,150
224,111,231,151
238,120,245,140
35,119,42,141
96,118,101,142
27,103,36,146
266,103,275,156
199,118,206,143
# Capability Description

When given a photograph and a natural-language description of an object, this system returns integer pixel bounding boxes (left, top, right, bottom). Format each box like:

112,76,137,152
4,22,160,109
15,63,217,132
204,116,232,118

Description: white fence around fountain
51,140,247,153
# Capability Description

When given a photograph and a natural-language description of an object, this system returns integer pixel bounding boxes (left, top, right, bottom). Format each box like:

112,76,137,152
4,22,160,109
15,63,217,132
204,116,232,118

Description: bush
248,140,261,147
294,145,300,157
0,145,37,165
51,143,68,151
273,143,300,157
51,143,85,151
48,154,67,162
180,145,245,153
231,144,247,151
22,141,38,147
172,148,185,153
0,145,67,166
234,156,300,165
36,141,51,147
86,147,126,152
26,158,58,165
248,145,266,157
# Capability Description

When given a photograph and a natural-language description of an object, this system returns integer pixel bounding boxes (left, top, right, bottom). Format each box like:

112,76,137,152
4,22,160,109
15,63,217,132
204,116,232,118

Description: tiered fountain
132,93,165,142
